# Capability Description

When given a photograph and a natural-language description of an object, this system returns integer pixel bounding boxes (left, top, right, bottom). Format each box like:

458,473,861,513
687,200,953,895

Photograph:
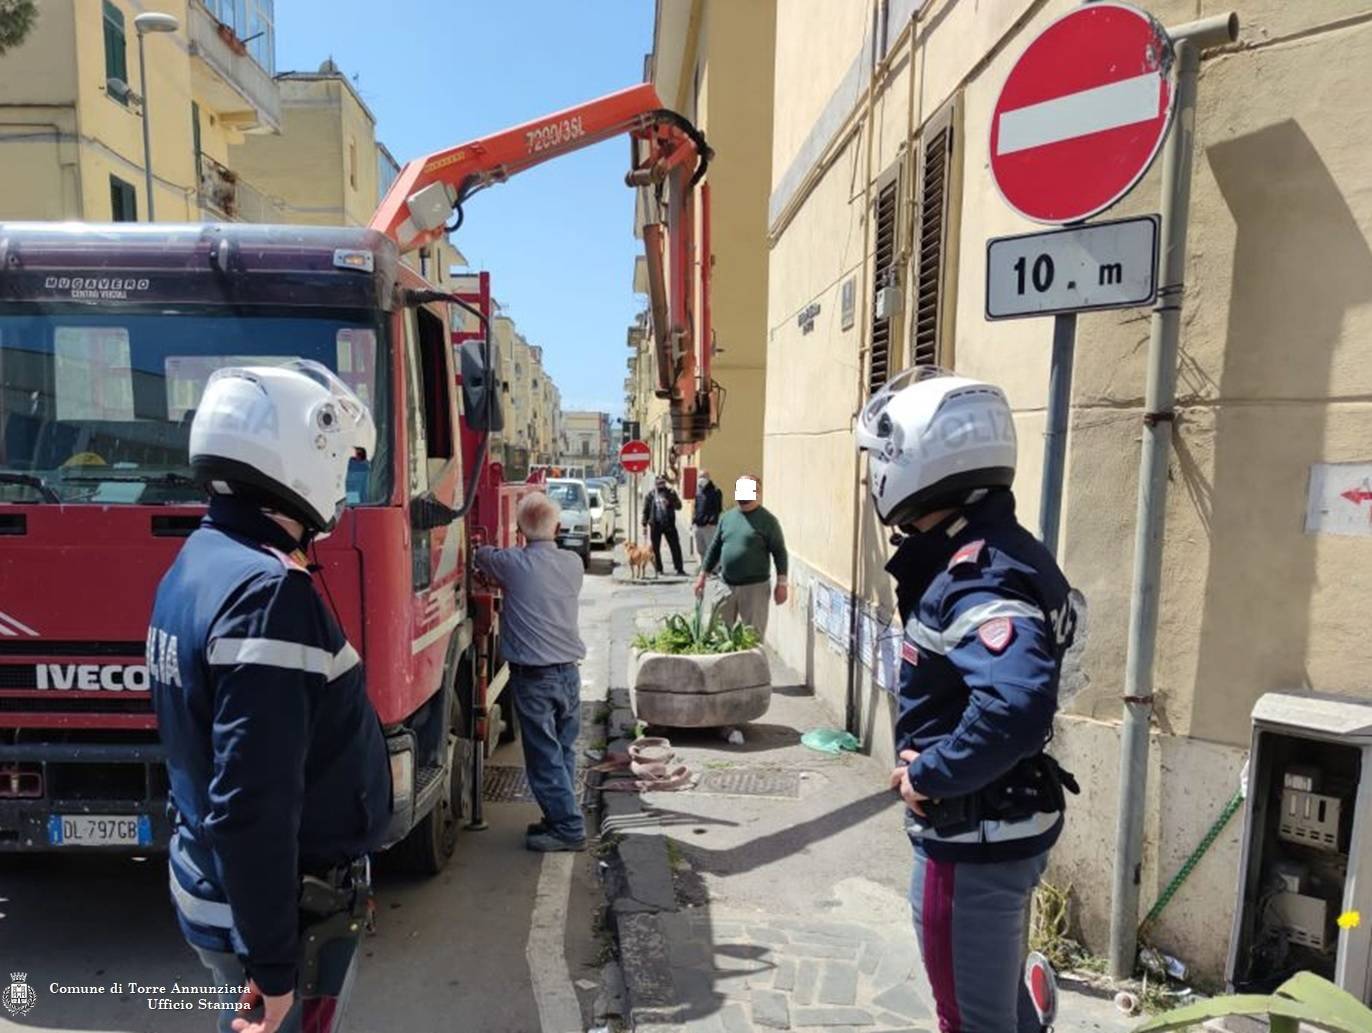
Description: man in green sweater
693,473,789,636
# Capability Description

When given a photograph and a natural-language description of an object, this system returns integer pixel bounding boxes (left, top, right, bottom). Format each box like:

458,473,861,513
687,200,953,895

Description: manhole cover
694,768,802,799
483,765,590,804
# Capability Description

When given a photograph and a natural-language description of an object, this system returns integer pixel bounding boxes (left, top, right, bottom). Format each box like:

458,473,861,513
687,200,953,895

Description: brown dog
625,542,655,580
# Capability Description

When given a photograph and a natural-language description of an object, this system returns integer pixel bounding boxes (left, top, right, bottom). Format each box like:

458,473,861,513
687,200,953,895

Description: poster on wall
874,616,903,694
858,608,876,669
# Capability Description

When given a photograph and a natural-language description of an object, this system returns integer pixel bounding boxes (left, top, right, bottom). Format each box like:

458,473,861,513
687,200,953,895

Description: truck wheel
396,729,472,875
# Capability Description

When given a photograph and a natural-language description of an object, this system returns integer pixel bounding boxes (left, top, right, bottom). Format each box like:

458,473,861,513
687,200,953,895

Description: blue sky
276,0,654,415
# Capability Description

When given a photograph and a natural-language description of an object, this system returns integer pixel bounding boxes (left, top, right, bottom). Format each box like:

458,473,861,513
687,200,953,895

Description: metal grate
695,768,802,800
912,105,955,369
483,764,591,804
867,177,900,396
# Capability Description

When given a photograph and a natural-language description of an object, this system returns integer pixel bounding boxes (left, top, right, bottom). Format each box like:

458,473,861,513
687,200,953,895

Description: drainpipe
1108,12,1239,981
844,1,883,736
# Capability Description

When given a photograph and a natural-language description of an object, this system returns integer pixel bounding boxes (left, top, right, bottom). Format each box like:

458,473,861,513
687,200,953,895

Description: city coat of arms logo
3,972,37,1016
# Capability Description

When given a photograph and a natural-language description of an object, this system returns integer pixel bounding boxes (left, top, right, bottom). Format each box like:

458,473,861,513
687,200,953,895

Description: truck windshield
0,307,391,505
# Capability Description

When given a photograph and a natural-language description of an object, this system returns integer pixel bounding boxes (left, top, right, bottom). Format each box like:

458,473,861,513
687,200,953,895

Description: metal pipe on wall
1108,11,1239,981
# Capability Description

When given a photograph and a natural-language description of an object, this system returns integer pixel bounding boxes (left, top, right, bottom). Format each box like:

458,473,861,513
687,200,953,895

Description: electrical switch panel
1277,785,1342,852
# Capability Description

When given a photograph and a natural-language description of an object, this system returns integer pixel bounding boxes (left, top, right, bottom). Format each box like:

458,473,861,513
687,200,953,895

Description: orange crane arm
370,83,716,443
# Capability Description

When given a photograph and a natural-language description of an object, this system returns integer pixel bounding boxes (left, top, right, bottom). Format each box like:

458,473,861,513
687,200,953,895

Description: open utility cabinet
1225,692,1372,1004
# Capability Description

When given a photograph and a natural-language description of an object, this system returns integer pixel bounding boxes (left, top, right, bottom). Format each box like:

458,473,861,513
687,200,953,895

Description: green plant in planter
632,601,760,655
1134,971,1372,1033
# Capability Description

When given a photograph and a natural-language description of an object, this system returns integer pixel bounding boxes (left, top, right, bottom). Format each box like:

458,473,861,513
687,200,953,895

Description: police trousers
194,941,360,1033
909,847,1049,1033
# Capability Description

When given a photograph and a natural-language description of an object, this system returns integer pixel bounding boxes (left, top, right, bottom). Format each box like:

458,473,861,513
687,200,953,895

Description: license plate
48,814,152,847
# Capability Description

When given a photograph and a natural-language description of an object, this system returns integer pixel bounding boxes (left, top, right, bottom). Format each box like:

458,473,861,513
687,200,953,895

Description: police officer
148,361,391,1033
855,368,1081,1033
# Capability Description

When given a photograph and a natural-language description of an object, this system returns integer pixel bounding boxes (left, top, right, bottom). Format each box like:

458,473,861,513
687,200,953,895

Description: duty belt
917,753,1080,838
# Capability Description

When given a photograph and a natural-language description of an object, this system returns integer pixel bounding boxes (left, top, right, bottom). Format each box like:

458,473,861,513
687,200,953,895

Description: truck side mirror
411,493,459,531
459,339,504,433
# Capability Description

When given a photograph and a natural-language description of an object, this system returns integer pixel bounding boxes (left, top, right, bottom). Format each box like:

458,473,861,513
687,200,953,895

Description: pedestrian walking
148,361,391,1033
691,469,723,562
693,474,788,637
856,367,1080,1033
474,492,589,852
641,474,686,576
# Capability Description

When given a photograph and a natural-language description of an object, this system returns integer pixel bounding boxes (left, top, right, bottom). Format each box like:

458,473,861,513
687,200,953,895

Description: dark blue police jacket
886,489,1077,862
147,495,391,995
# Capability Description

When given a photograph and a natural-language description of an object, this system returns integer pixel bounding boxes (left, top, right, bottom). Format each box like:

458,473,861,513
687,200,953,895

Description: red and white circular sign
990,2,1175,225
619,439,651,474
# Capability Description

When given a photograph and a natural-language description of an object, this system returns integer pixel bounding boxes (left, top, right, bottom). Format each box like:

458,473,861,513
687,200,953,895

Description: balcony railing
197,153,286,223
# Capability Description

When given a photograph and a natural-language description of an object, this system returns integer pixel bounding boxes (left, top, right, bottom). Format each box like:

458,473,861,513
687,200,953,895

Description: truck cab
0,223,480,871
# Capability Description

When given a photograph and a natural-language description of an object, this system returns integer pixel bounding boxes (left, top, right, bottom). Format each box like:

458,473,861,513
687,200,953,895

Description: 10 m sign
986,215,1160,321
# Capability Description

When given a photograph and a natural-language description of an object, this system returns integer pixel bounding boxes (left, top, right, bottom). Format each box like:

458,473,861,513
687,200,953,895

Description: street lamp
133,12,179,222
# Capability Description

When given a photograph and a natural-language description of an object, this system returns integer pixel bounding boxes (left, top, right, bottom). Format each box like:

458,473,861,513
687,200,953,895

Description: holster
297,857,371,997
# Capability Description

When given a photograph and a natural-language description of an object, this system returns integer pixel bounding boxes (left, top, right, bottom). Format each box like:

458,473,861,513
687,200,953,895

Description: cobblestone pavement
632,907,936,1032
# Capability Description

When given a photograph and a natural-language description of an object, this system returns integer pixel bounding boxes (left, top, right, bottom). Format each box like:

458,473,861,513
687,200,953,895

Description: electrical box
874,285,901,321
1225,692,1372,1006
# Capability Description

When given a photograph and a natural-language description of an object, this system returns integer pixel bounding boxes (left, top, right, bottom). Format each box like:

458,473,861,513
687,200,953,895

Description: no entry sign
619,439,651,474
990,2,1175,224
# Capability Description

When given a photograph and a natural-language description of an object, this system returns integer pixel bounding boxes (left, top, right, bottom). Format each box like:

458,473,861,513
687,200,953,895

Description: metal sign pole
1109,13,1239,980
1037,312,1077,557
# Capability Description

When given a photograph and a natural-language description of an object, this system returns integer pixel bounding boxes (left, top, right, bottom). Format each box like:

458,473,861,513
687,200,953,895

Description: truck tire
394,679,472,875
395,725,472,876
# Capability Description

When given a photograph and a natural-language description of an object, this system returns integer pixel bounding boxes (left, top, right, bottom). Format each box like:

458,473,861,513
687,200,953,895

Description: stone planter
629,647,771,728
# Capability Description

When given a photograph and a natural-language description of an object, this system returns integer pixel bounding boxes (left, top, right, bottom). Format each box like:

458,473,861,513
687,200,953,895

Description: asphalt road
0,549,621,1033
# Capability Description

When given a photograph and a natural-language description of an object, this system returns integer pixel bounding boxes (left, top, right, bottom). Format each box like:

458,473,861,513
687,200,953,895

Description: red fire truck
0,83,714,872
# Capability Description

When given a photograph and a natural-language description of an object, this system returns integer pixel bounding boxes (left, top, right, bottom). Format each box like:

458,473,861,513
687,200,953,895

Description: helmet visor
285,358,377,460
855,366,953,452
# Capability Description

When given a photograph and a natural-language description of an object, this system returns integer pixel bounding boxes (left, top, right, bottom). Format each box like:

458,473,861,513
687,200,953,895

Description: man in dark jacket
641,474,685,576
857,368,1080,1033
691,469,723,562
149,362,391,1033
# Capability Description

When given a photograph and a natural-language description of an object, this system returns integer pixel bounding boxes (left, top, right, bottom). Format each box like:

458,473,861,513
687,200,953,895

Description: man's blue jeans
510,662,585,842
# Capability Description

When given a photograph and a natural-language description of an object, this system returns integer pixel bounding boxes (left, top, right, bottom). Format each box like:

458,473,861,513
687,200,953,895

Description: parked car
546,478,592,567
587,487,616,548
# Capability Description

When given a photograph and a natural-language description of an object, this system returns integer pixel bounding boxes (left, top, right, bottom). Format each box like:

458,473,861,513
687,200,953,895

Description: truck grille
0,641,145,657
0,697,152,714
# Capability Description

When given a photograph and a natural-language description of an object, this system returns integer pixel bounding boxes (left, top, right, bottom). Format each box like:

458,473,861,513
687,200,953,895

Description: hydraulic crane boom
370,84,717,443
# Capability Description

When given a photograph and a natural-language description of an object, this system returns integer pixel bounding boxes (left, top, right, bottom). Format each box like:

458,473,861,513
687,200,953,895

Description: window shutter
867,170,900,396
103,2,127,87
910,98,959,369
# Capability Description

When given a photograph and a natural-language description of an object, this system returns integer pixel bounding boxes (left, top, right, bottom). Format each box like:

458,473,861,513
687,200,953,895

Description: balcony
187,1,281,134
197,153,286,223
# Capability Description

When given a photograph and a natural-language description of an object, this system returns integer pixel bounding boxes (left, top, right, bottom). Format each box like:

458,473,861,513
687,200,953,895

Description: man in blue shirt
149,362,390,1033
857,368,1081,1033
475,492,589,851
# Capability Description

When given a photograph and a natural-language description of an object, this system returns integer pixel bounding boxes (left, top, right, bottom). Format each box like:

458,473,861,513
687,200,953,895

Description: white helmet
855,367,1016,527
190,359,377,533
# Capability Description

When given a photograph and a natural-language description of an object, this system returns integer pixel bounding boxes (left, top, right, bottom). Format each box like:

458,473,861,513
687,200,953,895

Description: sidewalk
598,581,1135,1033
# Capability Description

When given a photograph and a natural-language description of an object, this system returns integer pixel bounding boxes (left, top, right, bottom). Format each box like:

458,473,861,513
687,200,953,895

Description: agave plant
631,600,761,655
1134,972,1372,1033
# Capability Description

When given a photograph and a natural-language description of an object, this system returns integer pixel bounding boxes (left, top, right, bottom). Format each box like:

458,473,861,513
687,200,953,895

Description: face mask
699,477,710,487
735,477,758,502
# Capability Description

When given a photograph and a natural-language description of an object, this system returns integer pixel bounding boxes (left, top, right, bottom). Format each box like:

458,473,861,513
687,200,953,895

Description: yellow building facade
628,0,776,501
0,0,280,223
764,0,1372,979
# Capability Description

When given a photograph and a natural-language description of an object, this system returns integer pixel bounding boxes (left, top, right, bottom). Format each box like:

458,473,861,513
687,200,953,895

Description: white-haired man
473,492,588,851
